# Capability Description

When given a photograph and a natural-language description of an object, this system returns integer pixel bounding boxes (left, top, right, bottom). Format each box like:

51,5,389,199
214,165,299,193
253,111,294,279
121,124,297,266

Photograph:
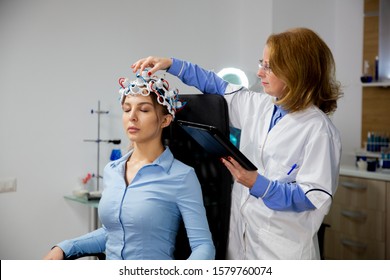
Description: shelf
362,81,390,87
64,195,99,208
340,164,390,182
355,149,382,158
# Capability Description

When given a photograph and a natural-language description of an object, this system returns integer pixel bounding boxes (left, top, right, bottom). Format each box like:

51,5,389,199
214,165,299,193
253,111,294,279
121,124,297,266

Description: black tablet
177,120,257,171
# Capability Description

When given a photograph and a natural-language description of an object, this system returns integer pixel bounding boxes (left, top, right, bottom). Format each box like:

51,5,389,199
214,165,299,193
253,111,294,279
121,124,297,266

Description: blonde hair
266,27,342,115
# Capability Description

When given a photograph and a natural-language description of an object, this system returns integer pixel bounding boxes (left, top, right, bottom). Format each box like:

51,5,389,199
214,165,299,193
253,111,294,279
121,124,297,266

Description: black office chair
163,94,233,260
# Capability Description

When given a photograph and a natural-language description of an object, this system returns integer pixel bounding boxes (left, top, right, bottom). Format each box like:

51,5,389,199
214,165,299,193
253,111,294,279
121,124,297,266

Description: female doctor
131,27,342,259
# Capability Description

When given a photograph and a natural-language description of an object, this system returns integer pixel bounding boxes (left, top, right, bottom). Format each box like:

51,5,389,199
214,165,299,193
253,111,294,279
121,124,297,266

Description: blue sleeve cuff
167,57,184,77
57,239,75,257
56,228,106,258
249,174,271,198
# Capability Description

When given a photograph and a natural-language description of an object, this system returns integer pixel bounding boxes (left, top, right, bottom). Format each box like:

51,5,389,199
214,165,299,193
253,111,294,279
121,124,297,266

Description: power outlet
0,177,17,193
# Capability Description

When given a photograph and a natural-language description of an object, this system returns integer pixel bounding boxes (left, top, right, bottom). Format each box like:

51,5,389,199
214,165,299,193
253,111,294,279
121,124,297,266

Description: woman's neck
130,141,165,164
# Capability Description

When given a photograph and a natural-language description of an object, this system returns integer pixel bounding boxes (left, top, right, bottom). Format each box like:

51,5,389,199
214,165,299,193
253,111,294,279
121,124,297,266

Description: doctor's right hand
43,246,65,260
131,56,172,76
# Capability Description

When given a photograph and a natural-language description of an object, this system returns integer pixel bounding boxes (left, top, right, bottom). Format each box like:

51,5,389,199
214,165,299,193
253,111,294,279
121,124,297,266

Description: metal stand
83,100,120,192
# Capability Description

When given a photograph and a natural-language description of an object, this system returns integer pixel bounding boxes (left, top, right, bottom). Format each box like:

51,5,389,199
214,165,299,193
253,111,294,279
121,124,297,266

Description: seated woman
43,71,215,260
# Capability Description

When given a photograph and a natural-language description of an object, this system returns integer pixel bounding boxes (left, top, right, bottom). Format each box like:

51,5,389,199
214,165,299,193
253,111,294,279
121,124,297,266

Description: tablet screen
177,120,257,171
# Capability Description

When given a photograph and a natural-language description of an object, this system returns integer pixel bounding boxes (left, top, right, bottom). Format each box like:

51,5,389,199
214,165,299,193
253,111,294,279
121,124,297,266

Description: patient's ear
161,114,173,128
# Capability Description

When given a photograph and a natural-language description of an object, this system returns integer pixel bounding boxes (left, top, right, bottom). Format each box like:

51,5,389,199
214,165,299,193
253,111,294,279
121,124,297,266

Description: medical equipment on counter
381,147,390,169
365,131,389,152
360,60,373,83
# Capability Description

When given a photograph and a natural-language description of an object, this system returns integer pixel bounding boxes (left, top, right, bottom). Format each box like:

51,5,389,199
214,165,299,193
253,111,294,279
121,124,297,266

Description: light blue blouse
57,147,215,260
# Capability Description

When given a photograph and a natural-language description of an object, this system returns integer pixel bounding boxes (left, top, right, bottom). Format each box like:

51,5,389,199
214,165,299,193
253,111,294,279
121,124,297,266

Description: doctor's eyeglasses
258,59,272,74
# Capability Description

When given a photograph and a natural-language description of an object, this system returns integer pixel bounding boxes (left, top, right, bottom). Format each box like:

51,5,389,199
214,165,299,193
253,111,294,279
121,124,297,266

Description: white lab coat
224,87,341,259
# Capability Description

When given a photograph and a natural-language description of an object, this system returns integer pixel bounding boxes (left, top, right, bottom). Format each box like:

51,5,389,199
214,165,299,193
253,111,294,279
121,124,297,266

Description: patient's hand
43,246,65,260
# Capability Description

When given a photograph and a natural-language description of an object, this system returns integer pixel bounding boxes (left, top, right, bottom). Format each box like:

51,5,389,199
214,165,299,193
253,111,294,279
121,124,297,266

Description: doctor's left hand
221,157,258,188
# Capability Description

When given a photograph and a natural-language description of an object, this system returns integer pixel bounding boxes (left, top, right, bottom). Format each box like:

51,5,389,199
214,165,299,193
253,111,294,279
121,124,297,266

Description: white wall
272,0,364,159
0,0,363,259
332,1,364,160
